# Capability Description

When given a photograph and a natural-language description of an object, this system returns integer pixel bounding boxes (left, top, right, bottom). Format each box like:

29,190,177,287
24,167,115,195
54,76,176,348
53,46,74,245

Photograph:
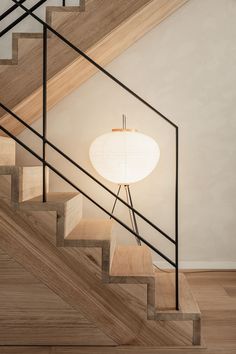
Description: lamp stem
122,114,127,129
110,184,122,218
110,184,141,246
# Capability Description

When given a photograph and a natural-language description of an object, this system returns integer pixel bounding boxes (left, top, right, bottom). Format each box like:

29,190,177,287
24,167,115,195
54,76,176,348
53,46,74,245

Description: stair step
65,218,113,244
19,192,83,243
20,191,79,207
110,245,154,277
0,165,49,203
155,273,201,320
0,137,15,165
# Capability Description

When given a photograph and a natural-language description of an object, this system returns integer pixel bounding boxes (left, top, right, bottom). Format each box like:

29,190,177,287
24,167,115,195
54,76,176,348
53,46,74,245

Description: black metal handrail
0,0,179,309
0,124,175,268
0,0,27,22
0,101,175,245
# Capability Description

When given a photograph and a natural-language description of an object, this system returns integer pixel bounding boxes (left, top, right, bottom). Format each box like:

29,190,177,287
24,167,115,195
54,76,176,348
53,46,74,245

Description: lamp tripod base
110,184,141,246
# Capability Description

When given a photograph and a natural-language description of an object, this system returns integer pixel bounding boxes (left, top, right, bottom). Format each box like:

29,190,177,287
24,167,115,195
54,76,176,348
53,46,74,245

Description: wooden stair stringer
0,0,189,136
0,198,193,347
0,247,116,346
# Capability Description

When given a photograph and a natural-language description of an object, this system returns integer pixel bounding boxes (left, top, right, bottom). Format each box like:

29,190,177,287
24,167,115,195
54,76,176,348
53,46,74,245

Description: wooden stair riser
155,273,201,345
63,219,116,281
57,193,83,245
64,239,111,282
0,200,148,345
19,193,83,243
0,165,49,203
0,137,15,165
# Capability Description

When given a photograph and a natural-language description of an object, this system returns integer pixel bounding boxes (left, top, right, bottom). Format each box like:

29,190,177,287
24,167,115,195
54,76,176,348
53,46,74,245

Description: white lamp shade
89,131,160,184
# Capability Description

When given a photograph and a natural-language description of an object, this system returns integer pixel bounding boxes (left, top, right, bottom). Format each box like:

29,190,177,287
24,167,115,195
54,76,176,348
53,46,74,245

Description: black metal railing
0,0,179,310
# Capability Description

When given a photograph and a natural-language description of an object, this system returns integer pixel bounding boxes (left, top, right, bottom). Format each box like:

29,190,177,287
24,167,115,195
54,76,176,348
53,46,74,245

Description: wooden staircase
0,0,188,135
0,136,201,347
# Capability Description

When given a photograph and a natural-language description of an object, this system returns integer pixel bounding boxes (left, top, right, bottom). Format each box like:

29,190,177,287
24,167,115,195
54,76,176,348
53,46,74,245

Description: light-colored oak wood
19,166,49,202
0,165,49,203
19,192,83,244
0,170,201,346
64,218,114,281
0,137,15,165
0,0,189,136
155,272,201,345
65,218,113,242
110,245,156,319
110,245,154,277
0,269,235,352
155,273,201,320
5,348,236,354
0,248,114,346
0,196,196,347
0,199,154,345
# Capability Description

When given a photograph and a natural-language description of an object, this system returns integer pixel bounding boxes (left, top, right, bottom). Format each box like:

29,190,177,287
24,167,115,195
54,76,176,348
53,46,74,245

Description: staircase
0,135,201,346
0,0,201,348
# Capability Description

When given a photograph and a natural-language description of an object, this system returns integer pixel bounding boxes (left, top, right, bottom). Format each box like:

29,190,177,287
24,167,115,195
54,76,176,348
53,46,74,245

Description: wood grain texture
0,137,15,165
110,245,154,277
0,248,114,346
0,198,195,347
1,271,236,352
64,218,115,281
0,3,84,66
0,199,138,345
0,165,49,203
0,0,189,136
2,349,236,354
19,192,83,243
155,273,201,320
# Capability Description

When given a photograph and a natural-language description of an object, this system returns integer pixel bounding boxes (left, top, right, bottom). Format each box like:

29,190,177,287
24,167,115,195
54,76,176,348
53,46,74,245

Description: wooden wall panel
0,248,114,346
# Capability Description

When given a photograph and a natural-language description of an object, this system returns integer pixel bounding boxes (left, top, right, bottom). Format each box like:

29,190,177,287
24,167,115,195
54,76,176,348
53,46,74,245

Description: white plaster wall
17,0,236,268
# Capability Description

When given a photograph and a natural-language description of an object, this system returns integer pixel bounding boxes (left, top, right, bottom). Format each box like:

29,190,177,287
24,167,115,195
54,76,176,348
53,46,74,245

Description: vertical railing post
175,126,179,310
42,24,47,202
62,0,66,6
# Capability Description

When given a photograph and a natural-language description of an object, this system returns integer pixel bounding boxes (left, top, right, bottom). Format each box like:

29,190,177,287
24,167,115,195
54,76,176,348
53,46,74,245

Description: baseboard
153,261,236,270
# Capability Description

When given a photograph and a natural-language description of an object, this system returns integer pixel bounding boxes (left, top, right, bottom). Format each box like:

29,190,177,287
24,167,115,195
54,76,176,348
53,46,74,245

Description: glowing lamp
89,128,160,185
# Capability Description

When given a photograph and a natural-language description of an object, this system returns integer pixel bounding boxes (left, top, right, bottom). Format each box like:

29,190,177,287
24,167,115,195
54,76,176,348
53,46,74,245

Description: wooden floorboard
0,271,235,352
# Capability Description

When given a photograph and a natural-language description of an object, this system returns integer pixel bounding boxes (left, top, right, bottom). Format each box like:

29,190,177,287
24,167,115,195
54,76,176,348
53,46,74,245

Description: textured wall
17,0,236,268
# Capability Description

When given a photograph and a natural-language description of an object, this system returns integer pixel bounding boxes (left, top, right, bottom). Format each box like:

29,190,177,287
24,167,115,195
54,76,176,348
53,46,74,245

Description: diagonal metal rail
0,123,176,268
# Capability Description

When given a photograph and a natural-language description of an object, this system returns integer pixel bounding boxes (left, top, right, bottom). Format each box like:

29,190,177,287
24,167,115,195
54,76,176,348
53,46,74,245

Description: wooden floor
0,270,235,353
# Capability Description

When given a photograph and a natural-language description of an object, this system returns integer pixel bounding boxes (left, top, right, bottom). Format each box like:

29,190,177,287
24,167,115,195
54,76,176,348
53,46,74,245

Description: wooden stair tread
110,245,154,277
65,219,113,241
155,273,201,320
20,192,79,204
